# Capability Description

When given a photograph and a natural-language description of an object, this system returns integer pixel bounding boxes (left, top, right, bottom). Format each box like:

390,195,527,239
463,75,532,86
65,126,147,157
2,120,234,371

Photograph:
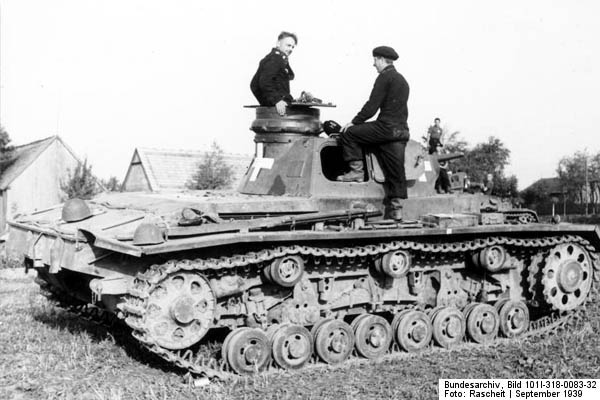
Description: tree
442,130,469,155
100,176,122,192
60,158,99,200
557,150,600,213
0,126,15,175
186,142,234,190
493,174,518,199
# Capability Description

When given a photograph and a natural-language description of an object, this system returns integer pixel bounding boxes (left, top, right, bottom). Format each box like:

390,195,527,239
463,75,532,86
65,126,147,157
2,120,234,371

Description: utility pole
585,152,589,216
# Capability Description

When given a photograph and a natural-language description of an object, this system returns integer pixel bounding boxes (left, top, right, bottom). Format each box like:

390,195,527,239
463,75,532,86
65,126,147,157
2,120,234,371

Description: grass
1,267,600,400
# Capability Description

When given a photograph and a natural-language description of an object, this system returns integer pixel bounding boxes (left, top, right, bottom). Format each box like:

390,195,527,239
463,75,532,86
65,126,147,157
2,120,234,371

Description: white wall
7,140,79,216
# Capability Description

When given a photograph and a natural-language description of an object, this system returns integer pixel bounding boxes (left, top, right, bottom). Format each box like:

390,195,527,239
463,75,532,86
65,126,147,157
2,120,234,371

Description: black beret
372,46,398,61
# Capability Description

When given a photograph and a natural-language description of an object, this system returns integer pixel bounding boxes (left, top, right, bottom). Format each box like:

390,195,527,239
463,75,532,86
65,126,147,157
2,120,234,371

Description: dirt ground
1,266,599,400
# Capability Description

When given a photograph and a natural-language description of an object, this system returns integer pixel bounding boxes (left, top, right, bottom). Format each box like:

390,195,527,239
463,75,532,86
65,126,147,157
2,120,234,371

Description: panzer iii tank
6,104,600,379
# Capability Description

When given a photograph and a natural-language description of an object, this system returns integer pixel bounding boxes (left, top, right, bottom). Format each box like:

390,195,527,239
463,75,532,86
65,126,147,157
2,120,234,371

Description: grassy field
1,265,599,400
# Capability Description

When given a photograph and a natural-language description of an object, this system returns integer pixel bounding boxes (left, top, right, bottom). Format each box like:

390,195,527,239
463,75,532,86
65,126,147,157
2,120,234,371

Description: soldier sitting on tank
337,46,410,221
468,173,494,194
250,31,297,117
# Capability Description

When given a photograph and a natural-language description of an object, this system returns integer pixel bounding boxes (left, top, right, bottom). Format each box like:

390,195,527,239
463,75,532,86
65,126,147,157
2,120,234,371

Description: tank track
36,277,120,328
120,235,599,380
503,210,539,224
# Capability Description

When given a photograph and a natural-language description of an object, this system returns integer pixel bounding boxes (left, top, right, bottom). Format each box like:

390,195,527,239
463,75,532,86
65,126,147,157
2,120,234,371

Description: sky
1,0,599,189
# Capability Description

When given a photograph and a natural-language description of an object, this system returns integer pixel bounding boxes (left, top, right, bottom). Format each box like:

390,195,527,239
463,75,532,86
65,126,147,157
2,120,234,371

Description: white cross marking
249,157,274,181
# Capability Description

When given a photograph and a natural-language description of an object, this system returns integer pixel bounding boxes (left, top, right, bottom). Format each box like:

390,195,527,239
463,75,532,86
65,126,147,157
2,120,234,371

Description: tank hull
7,201,600,379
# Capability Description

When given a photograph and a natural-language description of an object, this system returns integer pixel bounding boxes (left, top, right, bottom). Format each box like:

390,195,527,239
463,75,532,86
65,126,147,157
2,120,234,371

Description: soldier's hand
341,123,353,133
275,100,287,116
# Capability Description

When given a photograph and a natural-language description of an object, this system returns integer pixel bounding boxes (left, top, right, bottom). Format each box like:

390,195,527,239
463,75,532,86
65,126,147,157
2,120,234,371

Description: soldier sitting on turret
250,31,297,117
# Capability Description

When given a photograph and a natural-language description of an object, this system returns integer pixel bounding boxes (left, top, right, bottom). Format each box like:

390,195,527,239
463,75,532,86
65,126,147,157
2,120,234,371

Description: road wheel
271,324,313,370
393,310,432,352
314,319,354,364
353,315,392,359
431,307,465,348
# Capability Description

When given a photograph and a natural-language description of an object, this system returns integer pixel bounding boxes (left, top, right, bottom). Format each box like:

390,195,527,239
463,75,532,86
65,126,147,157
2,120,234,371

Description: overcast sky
1,0,599,189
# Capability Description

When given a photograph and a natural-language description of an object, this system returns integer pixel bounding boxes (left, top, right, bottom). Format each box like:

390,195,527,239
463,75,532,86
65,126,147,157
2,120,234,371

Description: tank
6,104,600,379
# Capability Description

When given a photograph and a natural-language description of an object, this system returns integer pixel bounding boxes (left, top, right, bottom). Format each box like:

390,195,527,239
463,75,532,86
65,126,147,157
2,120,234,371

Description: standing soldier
426,117,443,154
427,118,451,193
337,46,410,221
250,32,297,116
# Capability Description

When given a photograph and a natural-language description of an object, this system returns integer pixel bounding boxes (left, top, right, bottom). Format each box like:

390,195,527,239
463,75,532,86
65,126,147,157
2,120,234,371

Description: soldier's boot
336,161,365,182
387,197,403,222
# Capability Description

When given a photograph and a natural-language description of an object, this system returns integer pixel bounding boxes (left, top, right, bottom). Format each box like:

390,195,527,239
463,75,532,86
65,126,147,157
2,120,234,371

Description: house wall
6,140,79,217
122,163,151,191
0,190,6,235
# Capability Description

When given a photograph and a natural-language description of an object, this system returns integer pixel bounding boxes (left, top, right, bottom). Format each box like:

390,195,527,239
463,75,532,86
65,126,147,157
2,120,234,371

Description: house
521,177,598,215
0,136,80,235
122,147,253,192
523,177,563,196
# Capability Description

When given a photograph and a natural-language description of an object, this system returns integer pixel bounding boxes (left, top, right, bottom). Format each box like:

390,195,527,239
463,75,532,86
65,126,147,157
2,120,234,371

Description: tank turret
240,105,495,220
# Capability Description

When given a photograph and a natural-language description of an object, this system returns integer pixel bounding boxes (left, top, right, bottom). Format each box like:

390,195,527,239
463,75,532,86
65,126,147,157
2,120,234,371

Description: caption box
439,379,599,399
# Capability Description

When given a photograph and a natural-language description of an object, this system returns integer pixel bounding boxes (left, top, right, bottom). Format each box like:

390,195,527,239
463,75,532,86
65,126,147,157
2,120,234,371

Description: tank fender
78,228,142,257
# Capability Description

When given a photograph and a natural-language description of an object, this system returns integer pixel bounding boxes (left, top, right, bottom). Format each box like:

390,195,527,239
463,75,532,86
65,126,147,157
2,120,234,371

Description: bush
186,142,233,190
60,158,99,200
0,253,22,269
0,126,15,175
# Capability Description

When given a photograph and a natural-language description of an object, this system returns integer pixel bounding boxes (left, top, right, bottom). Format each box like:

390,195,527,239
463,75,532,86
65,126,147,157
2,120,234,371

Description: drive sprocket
541,243,593,311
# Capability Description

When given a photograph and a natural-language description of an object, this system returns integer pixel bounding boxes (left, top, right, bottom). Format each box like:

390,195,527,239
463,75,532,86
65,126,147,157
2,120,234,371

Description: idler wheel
497,300,529,337
270,324,313,370
431,307,465,348
314,319,355,364
472,246,507,272
465,303,500,343
223,327,271,374
352,315,392,359
541,243,592,311
145,272,215,350
269,255,305,287
380,250,411,278
392,310,432,352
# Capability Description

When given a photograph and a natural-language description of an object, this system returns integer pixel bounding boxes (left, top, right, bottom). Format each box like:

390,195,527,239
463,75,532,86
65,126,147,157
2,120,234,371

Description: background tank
5,105,600,379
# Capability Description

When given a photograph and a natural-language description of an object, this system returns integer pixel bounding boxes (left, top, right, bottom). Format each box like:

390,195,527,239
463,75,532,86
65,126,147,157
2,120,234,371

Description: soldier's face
276,37,296,56
373,57,386,73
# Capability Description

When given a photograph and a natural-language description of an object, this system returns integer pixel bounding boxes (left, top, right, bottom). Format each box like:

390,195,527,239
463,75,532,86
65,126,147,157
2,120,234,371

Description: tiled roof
131,147,253,191
0,136,74,190
523,177,563,194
